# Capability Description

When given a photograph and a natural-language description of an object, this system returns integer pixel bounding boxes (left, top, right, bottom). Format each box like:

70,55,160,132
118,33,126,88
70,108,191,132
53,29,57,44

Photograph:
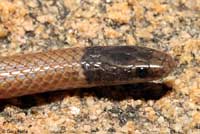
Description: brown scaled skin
0,46,176,99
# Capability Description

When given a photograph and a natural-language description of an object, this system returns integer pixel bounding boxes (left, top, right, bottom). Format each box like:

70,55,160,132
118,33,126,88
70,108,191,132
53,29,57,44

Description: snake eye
136,67,149,78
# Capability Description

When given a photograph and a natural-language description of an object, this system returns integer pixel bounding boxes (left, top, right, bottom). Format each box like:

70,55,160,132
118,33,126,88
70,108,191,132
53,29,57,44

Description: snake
0,46,176,99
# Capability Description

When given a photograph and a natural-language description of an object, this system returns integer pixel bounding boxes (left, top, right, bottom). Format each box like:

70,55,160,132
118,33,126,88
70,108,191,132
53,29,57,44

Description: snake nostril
166,55,177,70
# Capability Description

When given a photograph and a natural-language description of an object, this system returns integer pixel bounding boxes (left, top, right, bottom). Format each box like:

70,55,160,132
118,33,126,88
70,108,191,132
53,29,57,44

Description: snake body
0,46,176,99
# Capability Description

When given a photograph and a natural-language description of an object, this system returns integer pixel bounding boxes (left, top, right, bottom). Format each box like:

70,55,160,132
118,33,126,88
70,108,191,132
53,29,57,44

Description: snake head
82,46,177,84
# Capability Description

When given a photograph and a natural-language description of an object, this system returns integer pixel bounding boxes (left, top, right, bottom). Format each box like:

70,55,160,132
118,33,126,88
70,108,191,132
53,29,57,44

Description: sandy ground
0,0,199,133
